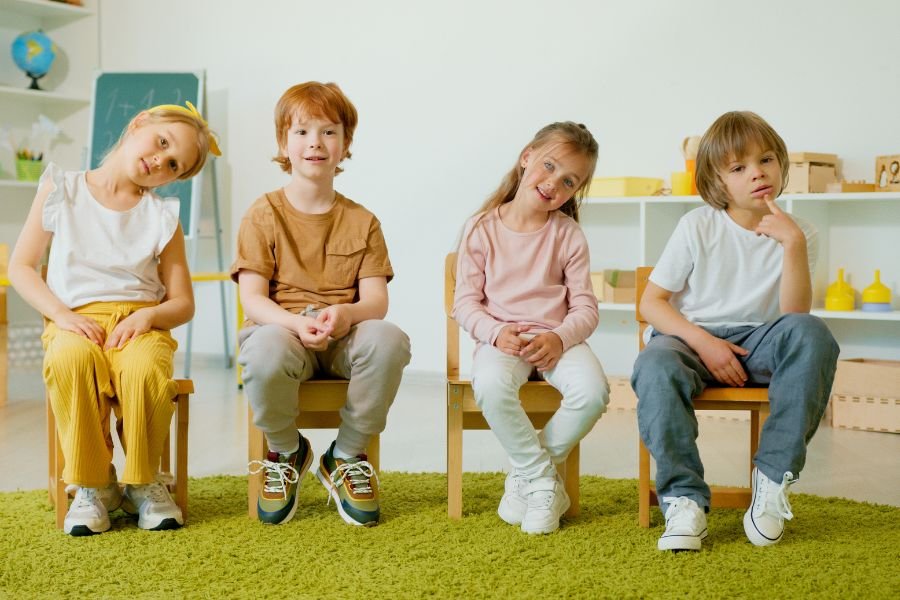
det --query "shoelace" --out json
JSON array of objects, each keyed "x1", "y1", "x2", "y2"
[
  {"x1": 525, "y1": 477, "x2": 558, "y2": 510},
  {"x1": 248, "y1": 460, "x2": 299, "y2": 499},
  {"x1": 327, "y1": 460, "x2": 378, "y2": 504},
  {"x1": 757, "y1": 471, "x2": 795, "y2": 521},
  {"x1": 65, "y1": 485, "x2": 100, "y2": 511},
  {"x1": 143, "y1": 480, "x2": 171, "y2": 504},
  {"x1": 664, "y1": 496, "x2": 699, "y2": 528}
]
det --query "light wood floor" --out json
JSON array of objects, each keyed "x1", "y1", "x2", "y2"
[{"x1": 2, "y1": 361, "x2": 898, "y2": 507}]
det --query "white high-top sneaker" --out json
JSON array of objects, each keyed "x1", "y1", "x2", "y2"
[
  {"x1": 658, "y1": 496, "x2": 708, "y2": 551},
  {"x1": 744, "y1": 467, "x2": 795, "y2": 546}
]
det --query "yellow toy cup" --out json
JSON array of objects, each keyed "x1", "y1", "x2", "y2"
[
  {"x1": 825, "y1": 268, "x2": 855, "y2": 311},
  {"x1": 861, "y1": 270, "x2": 892, "y2": 312},
  {"x1": 671, "y1": 171, "x2": 693, "y2": 196}
]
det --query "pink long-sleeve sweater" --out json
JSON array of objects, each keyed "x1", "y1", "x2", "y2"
[{"x1": 452, "y1": 208, "x2": 599, "y2": 351}]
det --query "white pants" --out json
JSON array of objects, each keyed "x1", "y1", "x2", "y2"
[{"x1": 471, "y1": 342, "x2": 609, "y2": 478}]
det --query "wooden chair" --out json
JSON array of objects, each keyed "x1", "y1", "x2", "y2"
[
  {"x1": 48, "y1": 380, "x2": 193, "y2": 529},
  {"x1": 0, "y1": 243, "x2": 8, "y2": 406},
  {"x1": 635, "y1": 266, "x2": 769, "y2": 527},
  {"x1": 245, "y1": 353, "x2": 380, "y2": 518},
  {"x1": 444, "y1": 252, "x2": 580, "y2": 519}
]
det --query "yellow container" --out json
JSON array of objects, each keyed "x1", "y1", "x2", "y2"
[
  {"x1": 825, "y1": 268, "x2": 855, "y2": 311},
  {"x1": 15, "y1": 159, "x2": 43, "y2": 182},
  {"x1": 587, "y1": 177, "x2": 663, "y2": 197},
  {"x1": 671, "y1": 171, "x2": 694, "y2": 196}
]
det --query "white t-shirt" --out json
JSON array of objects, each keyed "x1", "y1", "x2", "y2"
[
  {"x1": 650, "y1": 205, "x2": 817, "y2": 332},
  {"x1": 40, "y1": 162, "x2": 180, "y2": 309}
]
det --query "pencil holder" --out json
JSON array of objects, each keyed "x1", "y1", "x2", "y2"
[{"x1": 15, "y1": 159, "x2": 43, "y2": 182}]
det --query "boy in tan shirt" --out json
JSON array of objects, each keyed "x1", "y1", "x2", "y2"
[{"x1": 231, "y1": 82, "x2": 410, "y2": 526}]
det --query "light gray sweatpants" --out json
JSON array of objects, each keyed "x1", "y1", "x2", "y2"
[{"x1": 239, "y1": 319, "x2": 411, "y2": 453}]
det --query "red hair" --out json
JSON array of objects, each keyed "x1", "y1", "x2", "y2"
[{"x1": 272, "y1": 81, "x2": 359, "y2": 175}]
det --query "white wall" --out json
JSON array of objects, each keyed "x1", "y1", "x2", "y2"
[{"x1": 98, "y1": 0, "x2": 900, "y2": 374}]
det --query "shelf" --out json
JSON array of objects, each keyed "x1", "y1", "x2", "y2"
[
  {"x1": 0, "y1": 85, "x2": 89, "y2": 107},
  {"x1": 0, "y1": 179, "x2": 39, "y2": 189},
  {"x1": 583, "y1": 192, "x2": 900, "y2": 206},
  {"x1": 811, "y1": 309, "x2": 900, "y2": 321},
  {"x1": 0, "y1": 0, "x2": 93, "y2": 24}
]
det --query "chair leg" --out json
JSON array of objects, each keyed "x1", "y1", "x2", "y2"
[
  {"x1": 447, "y1": 384, "x2": 463, "y2": 519},
  {"x1": 639, "y1": 437, "x2": 651, "y2": 528},
  {"x1": 173, "y1": 394, "x2": 189, "y2": 517},
  {"x1": 247, "y1": 406, "x2": 265, "y2": 519},
  {"x1": 367, "y1": 434, "x2": 380, "y2": 473},
  {"x1": 563, "y1": 444, "x2": 580, "y2": 517}
]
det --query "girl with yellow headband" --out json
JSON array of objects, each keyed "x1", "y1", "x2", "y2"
[{"x1": 8, "y1": 102, "x2": 219, "y2": 536}]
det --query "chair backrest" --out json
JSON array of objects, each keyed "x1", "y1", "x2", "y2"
[
  {"x1": 445, "y1": 252, "x2": 460, "y2": 379},
  {"x1": 635, "y1": 266, "x2": 653, "y2": 350}
]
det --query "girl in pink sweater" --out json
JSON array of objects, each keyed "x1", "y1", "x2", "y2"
[{"x1": 453, "y1": 122, "x2": 609, "y2": 534}]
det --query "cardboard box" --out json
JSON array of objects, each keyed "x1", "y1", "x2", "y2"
[
  {"x1": 875, "y1": 155, "x2": 900, "y2": 192},
  {"x1": 830, "y1": 358, "x2": 900, "y2": 433},
  {"x1": 587, "y1": 177, "x2": 663, "y2": 197},
  {"x1": 592, "y1": 270, "x2": 636, "y2": 303},
  {"x1": 784, "y1": 152, "x2": 838, "y2": 193}
]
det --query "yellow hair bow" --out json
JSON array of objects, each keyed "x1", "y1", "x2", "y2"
[{"x1": 148, "y1": 100, "x2": 222, "y2": 157}]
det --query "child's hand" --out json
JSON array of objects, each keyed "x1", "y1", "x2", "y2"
[
  {"x1": 105, "y1": 309, "x2": 154, "y2": 349},
  {"x1": 755, "y1": 196, "x2": 804, "y2": 247},
  {"x1": 695, "y1": 335, "x2": 749, "y2": 387},
  {"x1": 520, "y1": 332, "x2": 563, "y2": 372},
  {"x1": 54, "y1": 311, "x2": 106, "y2": 346},
  {"x1": 316, "y1": 305, "x2": 352, "y2": 340},
  {"x1": 295, "y1": 315, "x2": 332, "y2": 351},
  {"x1": 494, "y1": 324, "x2": 531, "y2": 356}
]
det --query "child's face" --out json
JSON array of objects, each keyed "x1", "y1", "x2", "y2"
[
  {"x1": 122, "y1": 119, "x2": 200, "y2": 189},
  {"x1": 517, "y1": 144, "x2": 591, "y2": 213},
  {"x1": 718, "y1": 144, "x2": 782, "y2": 213},
  {"x1": 281, "y1": 114, "x2": 346, "y2": 181}
]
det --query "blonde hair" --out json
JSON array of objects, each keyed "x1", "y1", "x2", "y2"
[
  {"x1": 103, "y1": 108, "x2": 215, "y2": 181},
  {"x1": 272, "y1": 81, "x2": 359, "y2": 175},
  {"x1": 473, "y1": 121, "x2": 598, "y2": 223},
  {"x1": 696, "y1": 111, "x2": 789, "y2": 210}
]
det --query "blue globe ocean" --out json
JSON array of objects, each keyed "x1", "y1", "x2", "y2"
[{"x1": 11, "y1": 30, "x2": 57, "y2": 90}]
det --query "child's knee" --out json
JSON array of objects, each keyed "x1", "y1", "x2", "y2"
[
  {"x1": 779, "y1": 313, "x2": 840, "y2": 359},
  {"x1": 44, "y1": 334, "x2": 101, "y2": 379},
  {"x1": 351, "y1": 320, "x2": 411, "y2": 367}
]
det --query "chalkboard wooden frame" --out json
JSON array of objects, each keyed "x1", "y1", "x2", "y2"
[{"x1": 87, "y1": 70, "x2": 206, "y2": 238}]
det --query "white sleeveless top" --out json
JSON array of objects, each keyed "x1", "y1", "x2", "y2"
[{"x1": 40, "y1": 162, "x2": 180, "y2": 309}]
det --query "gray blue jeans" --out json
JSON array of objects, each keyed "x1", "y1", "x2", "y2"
[{"x1": 631, "y1": 313, "x2": 839, "y2": 511}]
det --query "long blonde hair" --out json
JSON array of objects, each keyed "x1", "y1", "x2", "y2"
[{"x1": 473, "y1": 121, "x2": 598, "y2": 223}]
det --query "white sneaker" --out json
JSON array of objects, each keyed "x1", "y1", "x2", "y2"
[
  {"x1": 123, "y1": 478, "x2": 184, "y2": 531},
  {"x1": 521, "y1": 475, "x2": 570, "y2": 535},
  {"x1": 63, "y1": 486, "x2": 110, "y2": 536},
  {"x1": 744, "y1": 467, "x2": 795, "y2": 547},
  {"x1": 497, "y1": 470, "x2": 529, "y2": 525},
  {"x1": 658, "y1": 496, "x2": 708, "y2": 551}
]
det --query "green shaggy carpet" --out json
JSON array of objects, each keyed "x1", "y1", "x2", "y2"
[{"x1": 1, "y1": 473, "x2": 897, "y2": 599}]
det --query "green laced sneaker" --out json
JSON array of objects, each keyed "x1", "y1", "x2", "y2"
[
  {"x1": 248, "y1": 432, "x2": 312, "y2": 525},
  {"x1": 316, "y1": 441, "x2": 380, "y2": 526}
]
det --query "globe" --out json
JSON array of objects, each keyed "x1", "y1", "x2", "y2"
[{"x1": 11, "y1": 30, "x2": 57, "y2": 90}]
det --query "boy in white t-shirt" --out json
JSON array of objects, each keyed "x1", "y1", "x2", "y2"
[{"x1": 631, "y1": 111, "x2": 839, "y2": 551}]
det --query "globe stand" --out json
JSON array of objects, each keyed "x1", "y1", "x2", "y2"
[{"x1": 26, "y1": 71, "x2": 46, "y2": 91}]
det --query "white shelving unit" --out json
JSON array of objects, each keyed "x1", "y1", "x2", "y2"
[{"x1": 581, "y1": 192, "x2": 900, "y2": 375}]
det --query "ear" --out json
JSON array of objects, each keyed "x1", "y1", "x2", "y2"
[
  {"x1": 520, "y1": 147, "x2": 533, "y2": 169},
  {"x1": 128, "y1": 111, "x2": 150, "y2": 132}
]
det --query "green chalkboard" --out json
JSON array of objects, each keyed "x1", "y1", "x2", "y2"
[{"x1": 88, "y1": 71, "x2": 205, "y2": 236}]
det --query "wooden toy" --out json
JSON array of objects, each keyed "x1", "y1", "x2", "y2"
[
  {"x1": 875, "y1": 155, "x2": 900, "y2": 192},
  {"x1": 784, "y1": 152, "x2": 838, "y2": 193},
  {"x1": 825, "y1": 180, "x2": 876, "y2": 193}
]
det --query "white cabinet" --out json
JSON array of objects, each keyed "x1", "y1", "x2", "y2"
[
  {"x1": 0, "y1": 0, "x2": 96, "y2": 191},
  {"x1": 580, "y1": 193, "x2": 900, "y2": 375}
]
